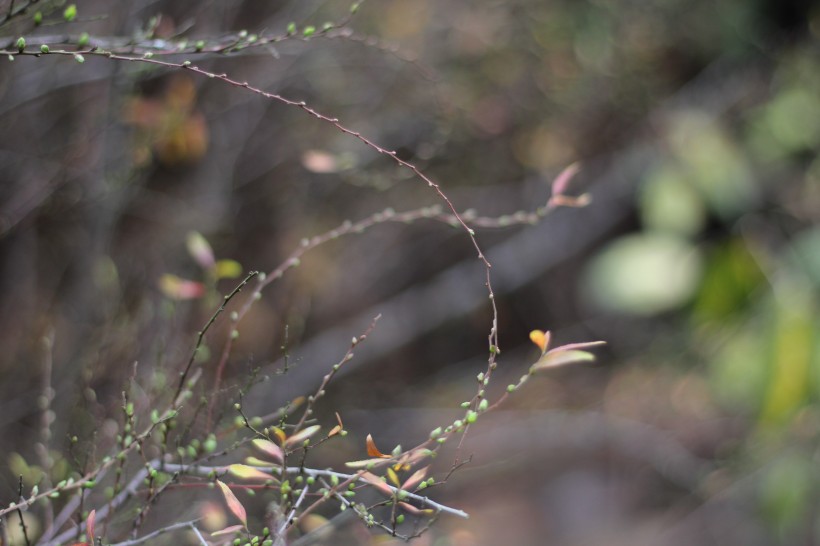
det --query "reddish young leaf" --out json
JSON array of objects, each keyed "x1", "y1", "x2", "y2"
[
  {"x1": 366, "y1": 434, "x2": 390, "y2": 458},
  {"x1": 216, "y1": 480, "x2": 247, "y2": 528},
  {"x1": 398, "y1": 502, "x2": 435, "y2": 516},
  {"x1": 401, "y1": 466, "x2": 429, "y2": 491},
  {"x1": 86, "y1": 509, "x2": 96, "y2": 544},
  {"x1": 360, "y1": 471, "x2": 394, "y2": 496},
  {"x1": 550, "y1": 162, "x2": 580, "y2": 198}
]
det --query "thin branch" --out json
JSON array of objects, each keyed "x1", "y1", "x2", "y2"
[{"x1": 107, "y1": 518, "x2": 201, "y2": 546}]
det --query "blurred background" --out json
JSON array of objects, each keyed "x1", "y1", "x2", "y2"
[{"x1": 1, "y1": 0, "x2": 820, "y2": 544}]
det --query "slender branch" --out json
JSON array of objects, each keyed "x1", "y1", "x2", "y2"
[
  {"x1": 107, "y1": 518, "x2": 201, "y2": 546},
  {"x1": 175, "y1": 270, "x2": 259, "y2": 408}
]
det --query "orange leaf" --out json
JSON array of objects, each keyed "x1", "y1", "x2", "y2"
[
  {"x1": 366, "y1": 434, "x2": 389, "y2": 458},
  {"x1": 216, "y1": 480, "x2": 247, "y2": 528},
  {"x1": 328, "y1": 425, "x2": 342, "y2": 437},
  {"x1": 529, "y1": 330, "x2": 550, "y2": 353},
  {"x1": 269, "y1": 426, "x2": 287, "y2": 445}
]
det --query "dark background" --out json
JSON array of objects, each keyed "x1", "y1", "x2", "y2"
[{"x1": 1, "y1": 0, "x2": 819, "y2": 544}]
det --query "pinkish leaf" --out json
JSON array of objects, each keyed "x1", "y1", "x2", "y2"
[
  {"x1": 551, "y1": 162, "x2": 581, "y2": 198},
  {"x1": 216, "y1": 480, "x2": 247, "y2": 528},
  {"x1": 284, "y1": 425, "x2": 321, "y2": 449},
  {"x1": 251, "y1": 439, "x2": 283, "y2": 464},
  {"x1": 531, "y1": 349, "x2": 596, "y2": 373},
  {"x1": 401, "y1": 467, "x2": 429, "y2": 491},
  {"x1": 86, "y1": 509, "x2": 96, "y2": 544},
  {"x1": 360, "y1": 471, "x2": 394, "y2": 496},
  {"x1": 158, "y1": 274, "x2": 206, "y2": 300}
]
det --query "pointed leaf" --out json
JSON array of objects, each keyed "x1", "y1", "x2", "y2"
[
  {"x1": 360, "y1": 471, "x2": 394, "y2": 496},
  {"x1": 284, "y1": 425, "x2": 321, "y2": 449},
  {"x1": 366, "y1": 434, "x2": 389, "y2": 458},
  {"x1": 328, "y1": 425, "x2": 342, "y2": 437},
  {"x1": 216, "y1": 480, "x2": 247, "y2": 527},
  {"x1": 401, "y1": 467, "x2": 429, "y2": 491},
  {"x1": 187, "y1": 231, "x2": 215, "y2": 269},
  {"x1": 228, "y1": 464, "x2": 276, "y2": 481},
  {"x1": 215, "y1": 259, "x2": 243, "y2": 279},
  {"x1": 251, "y1": 439, "x2": 283, "y2": 464},
  {"x1": 551, "y1": 163, "x2": 581, "y2": 198},
  {"x1": 398, "y1": 502, "x2": 435, "y2": 516},
  {"x1": 86, "y1": 509, "x2": 96, "y2": 543},
  {"x1": 386, "y1": 467, "x2": 400, "y2": 487},
  {"x1": 345, "y1": 457, "x2": 390, "y2": 469},
  {"x1": 549, "y1": 340, "x2": 606, "y2": 352},
  {"x1": 211, "y1": 524, "x2": 246, "y2": 537},
  {"x1": 531, "y1": 349, "x2": 596, "y2": 373}
]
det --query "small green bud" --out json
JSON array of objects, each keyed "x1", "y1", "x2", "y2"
[
  {"x1": 33, "y1": 11, "x2": 42, "y2": 25},
  {"x1": 195, "y1": 40, "x2": 205, "y2": 52},
  {"x1": 429, "y1": 427, "x2": 442, "y2": 439},
  {"x1": 287, "y1": 22, "x2": 296, "y2": 35},
  {"x1": 466, "y1": 411, "x2": 477, "y2": 424},
  {"x1": 302, "y1": 26, "x2": 316, "y2": 37},
  {"x1": 507, "y1": 384, "x2": 516, "y2": 392},
  {"x1": 478, "y1": 399, "x2": 489, "y2": 412},
  {"x1": 16, "y1": 37, "x2": 25, "y2": 52},
  {"x1": 74, "y1": 54, "x2": 84, "y2": 63},
  {"x1": 78, "y1": 32, "x2": 90, "y2": 47},
  {"x1": 63, "y1": 4, "x2": 77, "y2": 22}
]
